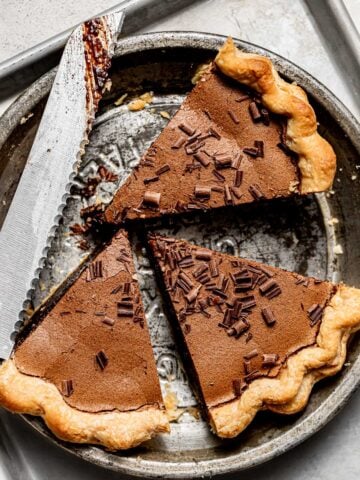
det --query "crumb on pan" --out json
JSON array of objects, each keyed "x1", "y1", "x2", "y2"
[
  {"x1": 128, "y1": 92, "x2": 154, "y2": 111},
  {"x1": 20, "y1": 112, "x2": 34, "y2": 124},
  {"x1": 289, "y1": 180, "x2": 299, "y2": 193},
  {"x1": 191, "y1": 62, "x2": 212, "y2": 84},
  {"x1": 159, "y1": 110, "x2": 171, "y2": 119},
  {"x1": 163, "y1": 384, "x2": 200, "y2": 422},
  {"x1": 333, "y1": 244, "x2": 343, "y2": 255},
  {"x1": 114, "y1": 93, "x2": 128, "y2": 106},
  {"x1": 328, "y1": 217, "x2": 339, "y2": 226}
]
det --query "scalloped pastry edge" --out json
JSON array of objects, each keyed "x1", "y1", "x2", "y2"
[
  {"x1": 0, "y1": 360, "x2": 169, "y2": 450},
  {"x1": 215, "y1": 37, "x2": 336, "y2": 194},
  {"x1": 208, "y1": 284, "x2": 360, "y2": 437}
]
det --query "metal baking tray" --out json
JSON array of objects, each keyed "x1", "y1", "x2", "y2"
[
  {"x1": 0, "y1": 32, "x2": 360, "y2": 478},
  {"x1": 0, "y1": 0, "x2": 200, "y2": 80}
]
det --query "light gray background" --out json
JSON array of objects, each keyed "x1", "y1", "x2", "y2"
[{"x1": 0, "y1": 1, "x2": 360, "y2": 479}]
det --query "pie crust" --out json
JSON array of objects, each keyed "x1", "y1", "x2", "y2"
[
  {"x1": 0, "y1": 359, "x2": 169, "y2": 450},
  {"x1": 209, "y1": 285, "x2": 360, "y2": 437},
  {"x1": 215, "y1": 37, "x2": 336, "y2": 194}
]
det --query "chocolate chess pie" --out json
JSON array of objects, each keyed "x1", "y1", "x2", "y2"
[
  {"x1": 0, "y1": 231, "x2": 169, "y2": 450},
  {"x1": 148, "y1": 234, "x2": 360, "y2": 438},
  {"x1": 102, "y1": 38, "x2": 336, "y2": 225}
]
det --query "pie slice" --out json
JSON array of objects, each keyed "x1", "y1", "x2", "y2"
[
  {"x1": 148, "y1": 234, "x2": 360, "y2": 438},
  {"x1": 101, "y1": 38, "x2": 336, "y2": 225},
  {"x1": 0, "y1": 230, "x2": 169, "y2": 450}
]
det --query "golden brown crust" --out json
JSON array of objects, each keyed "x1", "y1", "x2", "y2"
[
  {"x1": 215, "y1": 38, "x2": 336, "y2": 194},
  {"x1": 208, "y1": 285, "x2": 360, "y2": 437},
  {"x1": 0, "y1": 359, "x2": 169, "y2": 450}
]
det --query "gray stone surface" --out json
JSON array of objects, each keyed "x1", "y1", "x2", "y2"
[{"x1": 0, "y1": 1, "x2": 359, "y2": 479}]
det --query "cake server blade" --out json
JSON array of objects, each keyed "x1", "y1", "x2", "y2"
[{"x1": 0, "y1": 11, "x2": 124, "y2": 360}]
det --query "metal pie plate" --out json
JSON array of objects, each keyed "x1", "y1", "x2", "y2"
[{"x1": 0, "y1": 32, "x2": 360, "y2": 478}]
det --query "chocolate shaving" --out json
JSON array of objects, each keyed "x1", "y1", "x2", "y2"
[
  {"x1": 232, "y1": 379, "x2": 242, "y2": 397},
  {"x1": 230, "y1": 186, "x2": 242, "y2": 200},
  {"x1": 254, "y1": 140, "x2": 264, "y2": 158},
  {"x1": 231, "y1": 153, "x2": 243, "y2": 169},
  {"x1": 261, "y1": 108, "x2": 270, "y2": 125},
  {"x1": 228, "y1": 110, "x2": 240, "y2": 124},
  {"x1": 172, "y1": 136, "x2": 186, "y2": 149},
  {"x1": 61, "y1": 380, "x2": 74, "y2": 397},
  {"x1": 244, "y1": 349, "x2": 258, "y2": 360},
  {"x1": 234, "y1": 170, "x2": 243, "y2": 188},
  {"x1": 143, "y1": 175, "x2": 159, "y2": 185},
  {"x1": 87, "y1": 260, "x2": 103, "y2": 281},
  {"x1": 209, "y1": 127, "x2": 221, "y2": 140},
  {"x1": 143, "y1": 190, "x2": 161, "y2": 208},
  {"x1": 307, "y1": 304, "x2": 324, "y2": 326},
  {"x1": 243, "y1": 360, "x2": 253, "y2": 375},
  {"x1": 95, "y1": 350, "x2": 108, "y2": 370},
  {"x1": 212, "y1": 169, "x2": 225, "y2": 182},
  {"x1": 224, "y1": 184, "x2": 233, "y2": 205},
  {"x1": 227, "y1": 318, "x2": 250, "y2": 337},
  {"x1": 194, "y1": 151, "x2": 211, "y2": 167},
  {"x1": 243, "y1": 147, "x2": 259, "y2": 157},
  {"x1": 259, "y1": 279, "x2": 281, "y2": 299},
  {"x1": 195, "y1": 249, "x2": 212, "y2": 261},
  {"x1": 215, "y1": 153, "x2": 232, "y2": 169},
  {"x1": 249, "y1": 101, "x2": 262, "y2": 122},
  {"x1": 248, "y1": 184, "x2": 264, "y2": 200},
  {"x1": 239, "y1": 295, "x2": 256, "y2": 310},
  {"x1": 178, "y1": 255, "x2": 195, "y2": 268},
  {"x1": 245, "y1": 332, "x2": 253, "y2": 343},
  {"x1": 260, "y1": 266, "x2": 274, "y2": 278},
  {"x1": 193, "y1": 263, "x2": 208, "y2": 278},
  {"x1": 178, "y1": 122, "x2": 195, "y2": 136},
  {"x1": 209, "y1": 259, "x2": 219, "y2": 277},
  {"x1": 102, "y1": 317, "x2": 115, "y2": 326},
  {"x1": 262, "y1": 353, "x2": 279, "y2": 368},
  {"x1": 155, "y1": 164, "x2": 170, "y2": 176},
  {"x1": 177, "y1": 271, "x2": 194, "y2": 292},
  {"x1": 184, "y1": 324, "x2": 191, "y2": 335},
  {"x1": 261, "y1": 307, "x2": 277, "y2": 326},
  {"x1": 194, "y1": 185, "x2": 211, "y2": 199},
  {"x1": 236, "y1": 94, "x2": 250, "y2": 102},
  {"x1": 123, "y1": 282, "x2": 131, "y2": 295},
  {"x1": 117, "y1": 300, "x2": 134, "y2": 317}
]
